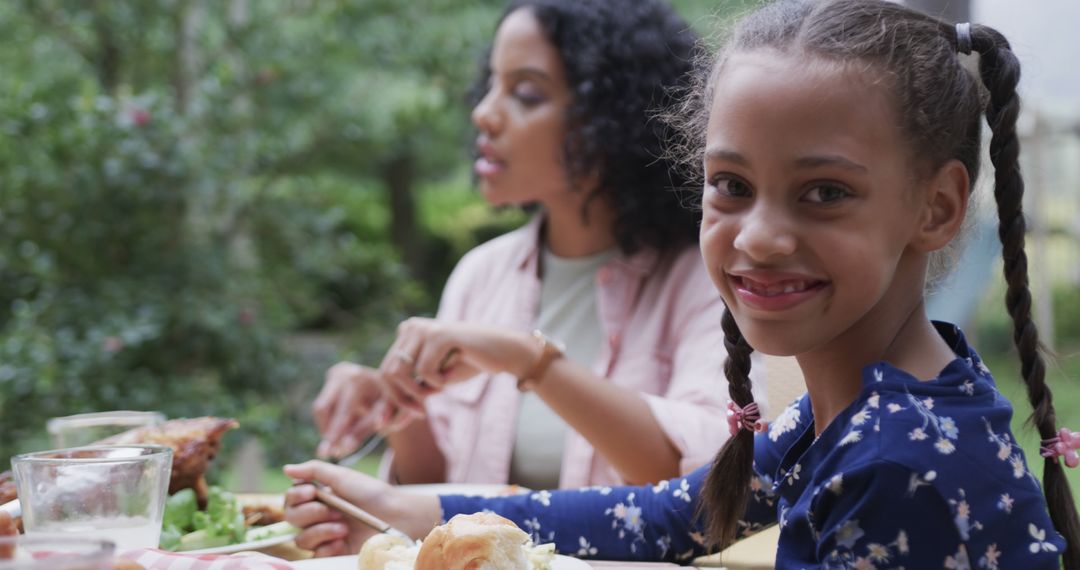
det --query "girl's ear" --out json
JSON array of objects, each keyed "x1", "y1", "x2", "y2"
[{"x1": 912, "y1": 159, "x2": 970, "y2": 252}]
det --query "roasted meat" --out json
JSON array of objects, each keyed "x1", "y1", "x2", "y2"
[
  {"x1": 242, "y1": 502, "x2": 285, "y2": 526},
  {"x1": 99, "y1": 416, "x2": 239, "y2": 497},
  {"x1": 0, "y1": 471, "x2": 14, "y2": 507},
  {"x1": 0, "y1": 417, "x2": 237, "y2": 510},
  {"x1": 0, "y1": 511, "x2": 15, "y2": 559}
]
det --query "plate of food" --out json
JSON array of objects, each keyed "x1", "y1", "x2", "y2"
[
  {"x1": 101, "y1": 416, "x2": 299, "y2": 554},
  {"x1": 0, "y1": 416, "x2": 297, "y2": 555},
  {"x1": 160, "y1": 488, "x2": 296, "y2": 554},
  {"x1": 295, "y1": 512, "x2": 591, "y2": 569}
]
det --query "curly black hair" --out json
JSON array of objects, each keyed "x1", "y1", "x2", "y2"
[{"x1": 471, "y1": 0, "x2": 702, "y2": 255}]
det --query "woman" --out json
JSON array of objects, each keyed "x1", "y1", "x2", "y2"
[{"x1": 313, "y1": 0, "x2": 746, "y2": 495}]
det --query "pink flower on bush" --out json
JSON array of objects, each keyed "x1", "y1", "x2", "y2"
[
  {"x1": 130, "y1": 108, "x2": 151, "y2": 127},
  {"x1": 238, "y1": 307, "x2": 257, "y2": 326},
  {"x1": 103, "y1": 336, "x2": 124, "y2": 353}
]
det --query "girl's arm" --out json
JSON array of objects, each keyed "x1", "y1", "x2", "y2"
[{"x1": 440, "y1": 468, "x2": 711, "y2": 563}]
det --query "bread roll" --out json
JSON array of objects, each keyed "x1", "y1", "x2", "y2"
[
  {"x1": 415, "y1": 513, "x2": 530, "y2": 570},
  {"x1": 357, "y1": 533, "x2": 417, "y2": 570}
]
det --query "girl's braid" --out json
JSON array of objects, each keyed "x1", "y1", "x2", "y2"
[
  {"x1": 973, "y1": 24, "x2": 1080, "y2": 568},
  {"x1": 699, "y1": 308, "x2": 756, "y2": 548}
]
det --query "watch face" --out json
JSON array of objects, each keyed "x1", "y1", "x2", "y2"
[{"x1": 533, "y1": 330, "x2": 565, "y2": 354}]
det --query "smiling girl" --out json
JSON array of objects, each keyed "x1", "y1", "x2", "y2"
[{"x1": 286, "y1": 0, "x2": 1079, "y2": 566}]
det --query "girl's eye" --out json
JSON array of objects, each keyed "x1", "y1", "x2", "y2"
[
  {"x1": 709, "y1": 176, "x2": 753, "y2": 198},
  {"x1": 804, "y1": 184, "x2": 851, "y2": 203}
]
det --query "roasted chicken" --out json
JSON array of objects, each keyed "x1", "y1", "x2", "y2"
[
  {"x1": 0, "y1": 511, "x2": 15, "y2": 559},
  {"x1": 0, "y1": 472, "x2": 14, "y2": 508},
  {"x1": 98, "y1": 416, "x2": 238, "y2": 498},
  {"x1": 0, "y1": 416, "x2": 238, "y2": 510}
]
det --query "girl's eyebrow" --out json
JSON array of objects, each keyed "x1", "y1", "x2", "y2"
[
  {"x1": 704, "y1": 148, "x2": 868, "y2": 174},
  {"x1": 793, "y1": 154, "x2": 868, "y2": 174},
  {"x1": 704, "y1": 148, "x2": 749, "y2": 166}
]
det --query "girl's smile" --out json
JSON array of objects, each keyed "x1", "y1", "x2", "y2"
[{"x1": 728, "y1": 270, "x2": 829, "y2": 313}]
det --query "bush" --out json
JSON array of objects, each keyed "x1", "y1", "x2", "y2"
[
  {"x1": 1054, "y1": 284, "x2": 1080, "y2": 347},
  {"x1": 0, "y1": 89, "x2": 422, "y2": 466}
]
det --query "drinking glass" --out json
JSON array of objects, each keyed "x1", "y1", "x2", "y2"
[
  {"x1": 47, "y1": 411, "x2": 166, "y2": 448},
  {"x1": 0, "y1": 536, "x2": 114, "y2": 570},
  {"x1": 12, "y1": 445, "x2": 173, "y2": 551}
]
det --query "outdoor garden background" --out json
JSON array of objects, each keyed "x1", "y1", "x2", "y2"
[{"x1": 1, "y1": 0, "x2": 1077, "y2": 497}]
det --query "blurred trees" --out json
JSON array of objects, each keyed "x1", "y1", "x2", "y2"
[{"x1": 0, "y1": 0, "x2": 510, "y2": 463}]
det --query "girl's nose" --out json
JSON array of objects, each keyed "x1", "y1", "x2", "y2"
[
  {"x1": 732, "y1": 207, "x2": 797, "y2": 261},
  {"x1": 471, "y1": 89, "x2": 503, "y2": 136}
]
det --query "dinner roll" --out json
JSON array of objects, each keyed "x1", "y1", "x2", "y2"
[
  {"x1": 357, "y1": 533, "x2": 417, "y2": 570},
  {"x1": 415, "y1": 513, "x2": 530, "y2": 570}
]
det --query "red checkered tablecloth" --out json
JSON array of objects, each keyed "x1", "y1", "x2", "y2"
[{"x1": 120, "y1": 548, "x2": 295, "y2": 569}]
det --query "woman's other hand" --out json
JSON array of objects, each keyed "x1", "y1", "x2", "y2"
[
  {"x1": 283, "y1": 461, "x2": 440, "y2": 557},
  {"x1": 378, "y1": 318, "x2": 539, "y2": 413},
  {"x1": 312, "y1": 362, "x2": 387, "y2": 459}
]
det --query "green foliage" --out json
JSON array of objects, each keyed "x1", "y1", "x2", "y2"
[
  {"x1": 1054, "y1": 285, "x2": 1080, "y2": 346},
  {"x1": 0, "y1": 0, "x2": 503, "y2": 466},
  {"x1": 0, "y1": 87, "x2": 309, "y2": 462}
]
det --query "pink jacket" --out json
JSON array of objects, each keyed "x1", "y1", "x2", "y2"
[{"x1": 415, "y1": 216, "x2": 739, "y2": 488}]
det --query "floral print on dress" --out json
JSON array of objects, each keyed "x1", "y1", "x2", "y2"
[
  {"x1": 769, "y1": 400, "x2": 802, "y2": 442},
  {"x1": 983, "y1": 418, "x2": 1039, "y2": 485},
  {"x1": 906, "y1": 389, "x2": 960, "y2": 455},
  {"x1": 605, "y1": 492, "x2": 646, "y2": 553},
  {"x1": 521, "y1": 516, "x2": 555, "y2": 545},
  {"x1": 1028, "y1": 524, "x2": 1059, "y2": 554},
  {"x1": 980, "y1": 543, "x2": 1003, "y2": 569},
  {"x1": 826, "y1": 526, "x2": 912, "y2": 569},
  {"x1": 576, "y1": 537, "x2": 597, "y2": 557},
  {"x1": 531, "y1": 490, "x2": 553, "y2": 507}
]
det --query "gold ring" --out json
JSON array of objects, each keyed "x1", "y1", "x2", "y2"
[{"x1": 393, "y1": 350, "x2": 415, "y2": 365}]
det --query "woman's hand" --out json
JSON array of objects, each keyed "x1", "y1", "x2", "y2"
[
  {"x1": 378, "y1": 318, "x2": 539, "y2": 413},
  {"x1": 312, "y1": 362, "x2": 388, "y2": 459},
  {"x1": 283, "y1": 461, "x2": 440, "y2": 557}
]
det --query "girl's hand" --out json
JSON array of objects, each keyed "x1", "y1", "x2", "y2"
[
  {"x1": 377, "y1": 318, "x2": 539, "y2": 413},
  {"x1": 312, "y1": 362, "x2": 389, "y2": 459},
  {"x1": 283, "y1": 461, "x2": 440, "y2": 557}
]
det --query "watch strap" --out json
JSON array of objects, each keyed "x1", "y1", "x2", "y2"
[{"x1": 516, "y1": 330, "x2": 564, "y2": 392}]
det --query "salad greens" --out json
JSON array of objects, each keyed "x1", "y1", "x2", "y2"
[{"x1": 160, "y1": 486, "x2": 294, "y2": 551}]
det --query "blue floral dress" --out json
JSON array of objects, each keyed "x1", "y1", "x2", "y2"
[{"x1": 439, "y1": 323, "x2": 1066, "y2": 568}]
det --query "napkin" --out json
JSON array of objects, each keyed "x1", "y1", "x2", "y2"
[{"x1": 120, "y1": 548, "x2": 296, "y2": 569}]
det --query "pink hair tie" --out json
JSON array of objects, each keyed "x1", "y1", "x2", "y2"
[
  {"x1": 727, "y1": 401, "x2": 767, "y2": 436},
  {"x1": 1039, "y1": 427, "x2": 1080, "y2": 468}
]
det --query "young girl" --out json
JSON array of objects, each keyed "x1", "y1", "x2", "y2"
[{"x1": 285, "y1": 0, "x2": 1080, "y2": 565}]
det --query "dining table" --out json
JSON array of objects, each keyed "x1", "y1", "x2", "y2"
[
  {"x1": 589, "y1": 563, "x2": 712, "y2": 569},
  {"x1": 259, "y1": 538, "x2": 773, "y2": 569}
]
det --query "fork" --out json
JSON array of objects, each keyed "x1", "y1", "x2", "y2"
[{"x1": 328, "y1": 431, "x2": 387, "y2": 468}]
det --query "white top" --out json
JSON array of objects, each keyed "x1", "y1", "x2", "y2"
[{"x1": 508, "y1": 247, "x2": 617, "y2": 489}]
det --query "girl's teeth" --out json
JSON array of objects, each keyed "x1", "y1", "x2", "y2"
[{"x1": 745, "y1": 279, "x2": 811, "y2": 296}]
